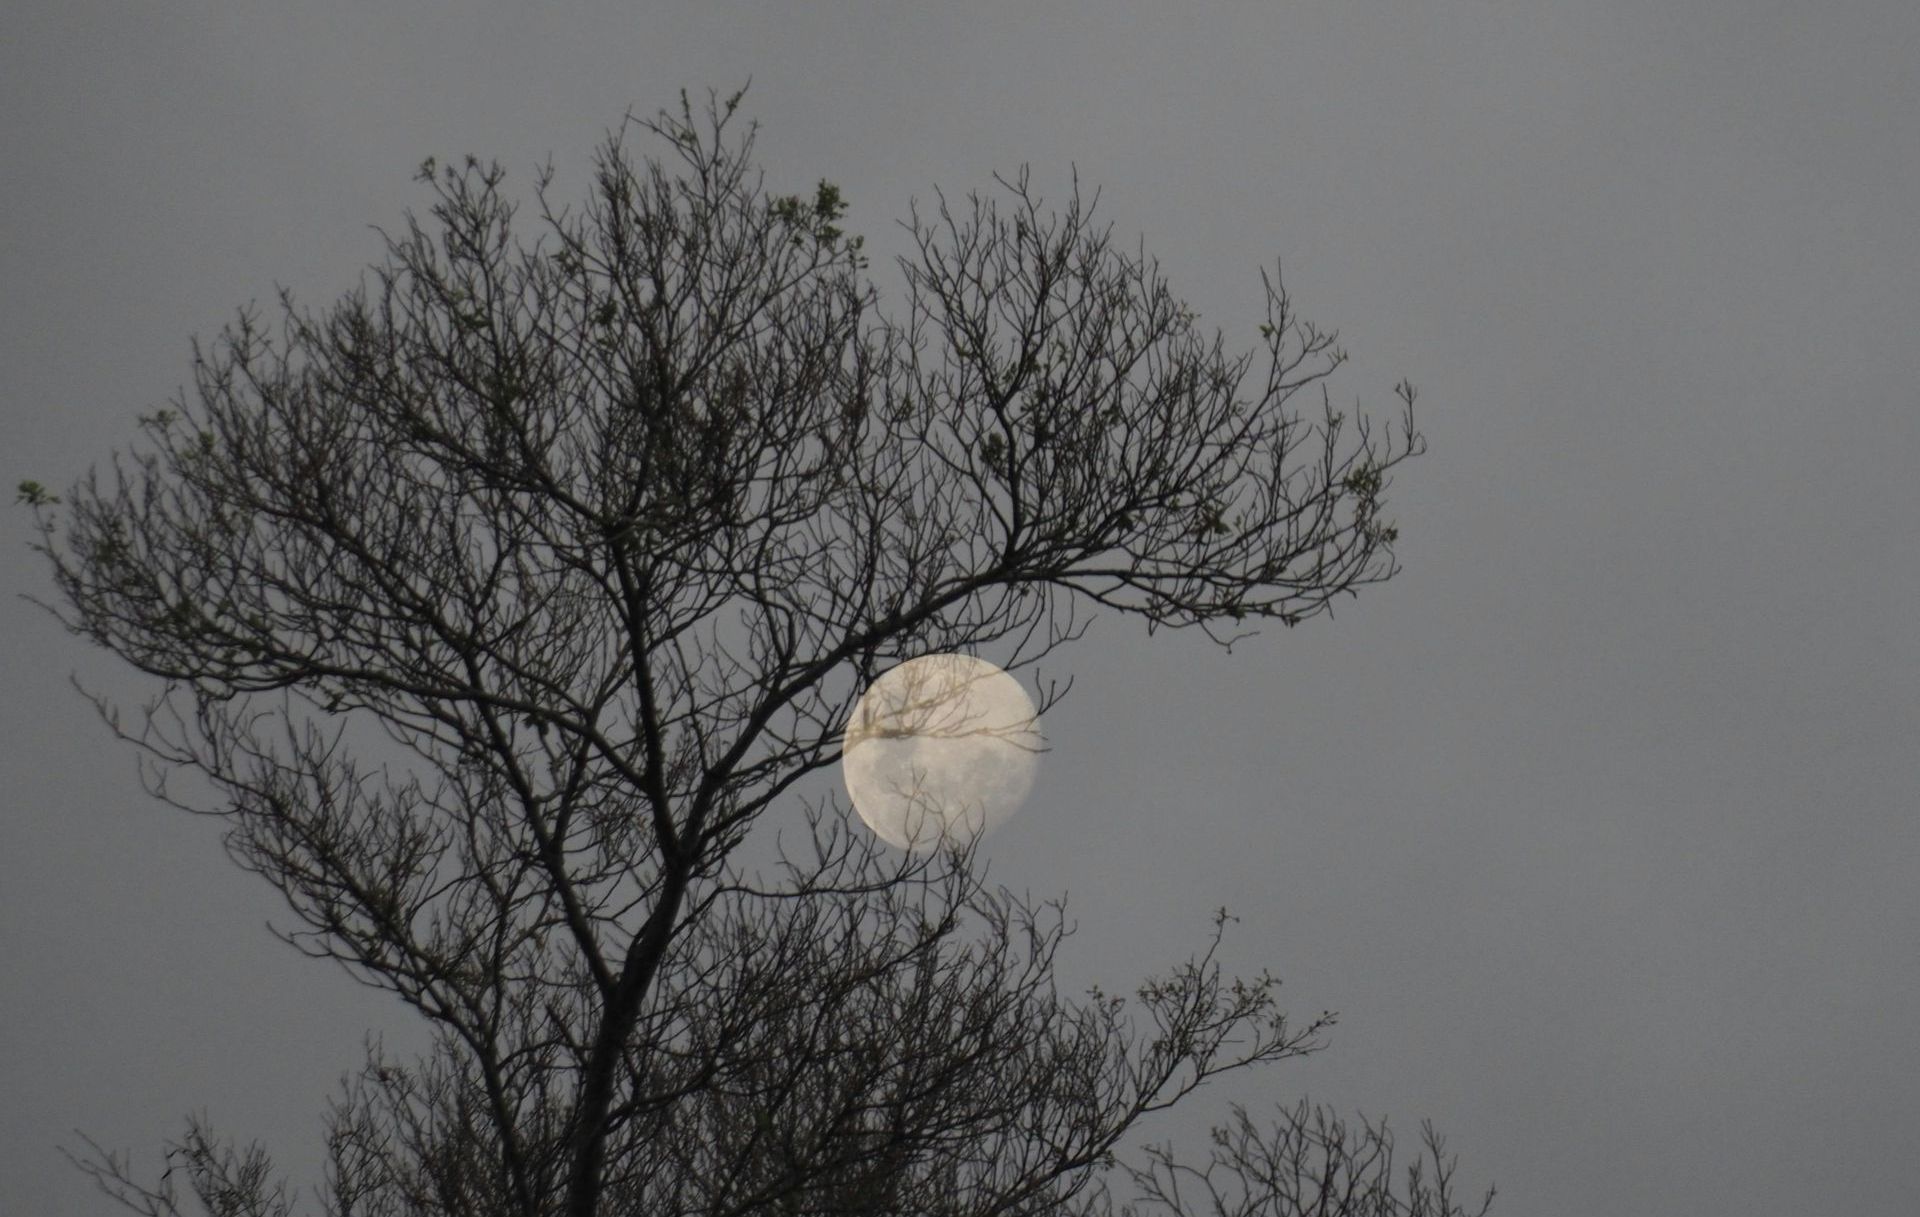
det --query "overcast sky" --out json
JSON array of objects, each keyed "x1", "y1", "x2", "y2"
[{"x1": 5, "y1": 3, "x2": 1918, "y2": 1214}]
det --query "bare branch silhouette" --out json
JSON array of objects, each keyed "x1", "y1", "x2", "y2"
[{"x1": 22, "y1": 86, "x2": 1475, "y2": 1217}]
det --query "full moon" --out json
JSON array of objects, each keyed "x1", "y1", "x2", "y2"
[{"x1": 840, "y1": 654, "x2": 1044, "y2": 853}]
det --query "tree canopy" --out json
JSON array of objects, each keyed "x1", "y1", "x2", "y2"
[{"x1": 24, "y1": 90, "x2": 1484, "y2": 1217}]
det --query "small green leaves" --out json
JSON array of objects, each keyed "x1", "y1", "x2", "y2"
[
  {"x1": 16, "y1": 479, "x2": 60, "y2": 507},
  {"x1": 811, "y1": 179, "x2": 845, "y2": 225},
  {"x1": 1193, "y1": 499, "x2": 1232, "y2": 539},
  {"x1": 770, "y1": 179, "x2": 849, "y2": 246}
]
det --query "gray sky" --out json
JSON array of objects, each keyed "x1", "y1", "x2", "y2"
[{"x1": 5, "y1": 2, "x2": 1917, "y2": 1213}]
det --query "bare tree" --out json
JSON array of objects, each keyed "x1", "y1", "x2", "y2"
[
  {"x1": 23, "y1": 88, "x2": 1475, "y2": 1217},
  {"x1": 1125, "y1": 1102, "x2": 1494, "y2": 1217}
]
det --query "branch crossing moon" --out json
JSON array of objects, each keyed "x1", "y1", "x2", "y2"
[{"x1": 840, "y1": 654, "x2": 1044, "y2": 852}]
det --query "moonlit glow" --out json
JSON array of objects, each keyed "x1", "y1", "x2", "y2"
[{"x1": 840, "y1": 654, "x2": 1044, "y2": 853}]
